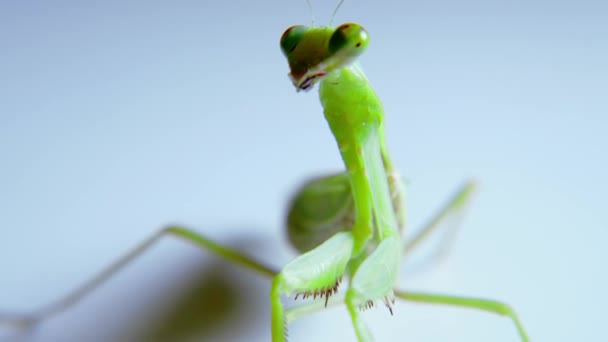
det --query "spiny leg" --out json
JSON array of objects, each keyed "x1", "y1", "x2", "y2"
[
  {"x1": 402, "y1": 180, "x2": 478, "y2": 265},
  {"x1": 277, "y1": 235, "x2": 407, "y2": 342},
  {"x1": 271, "y1": 232, "x2": 354, "y2": 342},
  {"x1": 285, "y1": 292, "x2": 347, "y2": 322},
  {"x1": 345, "y1": 236, "x2": 401, "y2": 342},
  {"x1": 394, "y1": 289, "x2": 529, "y2": 342},
  {"x1": 0, "y1": 225, "x2": 276, "y2": 328}
]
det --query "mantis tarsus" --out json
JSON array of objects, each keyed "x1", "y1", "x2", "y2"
[{"x1": 0, "y1": 8, "x2": 530, "y2": 342}]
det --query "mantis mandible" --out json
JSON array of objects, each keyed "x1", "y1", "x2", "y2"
[{"x1": 0, "y1": 5, "x2": 530, "y2": 342}]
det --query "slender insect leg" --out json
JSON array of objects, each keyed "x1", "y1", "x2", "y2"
[
  {"x1": 394, "y1": 290, "x2": 529, "y2": 342},
  {"x1": 0, "y1": 225, "x2": 277, "y2": 328},
  {"x1": 402, "y1": 180, "x2": 478, "y2": 262},
  {"x1": 270, "y1": 232, "x2": 354, "y2": 342}
]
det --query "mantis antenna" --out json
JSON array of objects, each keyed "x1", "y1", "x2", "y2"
[
  {"x1": 306, "y1": 0, "x2": 316, "y2": 27},
  {"x1": 329, "y1": 0, "x2": 345, "y2": 26}
]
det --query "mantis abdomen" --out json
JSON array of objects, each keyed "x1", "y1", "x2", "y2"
[{"x1": 286, "y1": 170, "x2": 406, "y2": 253}]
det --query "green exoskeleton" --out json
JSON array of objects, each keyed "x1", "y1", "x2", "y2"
[
  {"x1": 272, "y1": 23, "x2": 529, "y2": 341},
  {"x1": 0, "y1": 16, "x2": 530, "y2": 342},
  {"x1": 274, "y1": 22, "x2": 405, "y2": 341}
]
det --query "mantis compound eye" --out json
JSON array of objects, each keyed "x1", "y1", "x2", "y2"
[
  {"x1": 328, "y1": 23, "x2": 369, "y2": 57},
  {"x1": 280, "y1": 25, "x2": 309, "y2": 57}
]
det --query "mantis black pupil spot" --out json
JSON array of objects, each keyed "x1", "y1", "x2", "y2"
[{"x1": 356, "y1": 42, "x2": 361, "y2": 47}]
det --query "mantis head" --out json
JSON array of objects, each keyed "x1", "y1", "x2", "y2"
[{"x1": 280, "y1": 23, "x2": 370, "y2": 91}]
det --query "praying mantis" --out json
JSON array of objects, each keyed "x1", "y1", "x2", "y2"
[{"x1": 0, "y1": 4, "x2": 530, "y2": 342}]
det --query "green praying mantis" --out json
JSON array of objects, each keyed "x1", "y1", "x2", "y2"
[{"x1": 0, "y1": 5, "x2": 530, "y2": 342}]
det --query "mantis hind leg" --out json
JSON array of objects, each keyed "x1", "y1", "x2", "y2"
[
  {"x1": 402, "y1": 180, "x2": 478, "y2": 264},
  {"x1": 0, "y1": 226, "x2": 277, "y2": 328},
  {"x1": 394, "y1": 290, "x2": 530, "y2": 342}
]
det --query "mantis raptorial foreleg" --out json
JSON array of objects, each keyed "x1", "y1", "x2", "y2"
[
  {"x1": 0, "y1": 226, "x2": 276, "y2": 328},
  {"x1": 345, "y1": 236, "x2": 400, "y2": 341},
  {"x1": 270, "y1": 231, "x2": 354, "y2": 341}
]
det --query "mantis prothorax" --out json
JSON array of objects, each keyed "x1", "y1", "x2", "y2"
[{"x1": 0, "y1": 13, "x2": 530, "y2": 342}]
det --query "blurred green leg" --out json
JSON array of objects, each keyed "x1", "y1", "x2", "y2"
[
  {"x1": 0, "y1": 225, "x2": 276, "y2": 328},
  {"x1": 403, "y1": 180, "x2": 477, "y2": 261}
]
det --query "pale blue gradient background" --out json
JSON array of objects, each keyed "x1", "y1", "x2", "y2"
[{"x1": 1, "y1": 1, "x2": 606, "y2": 341}]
